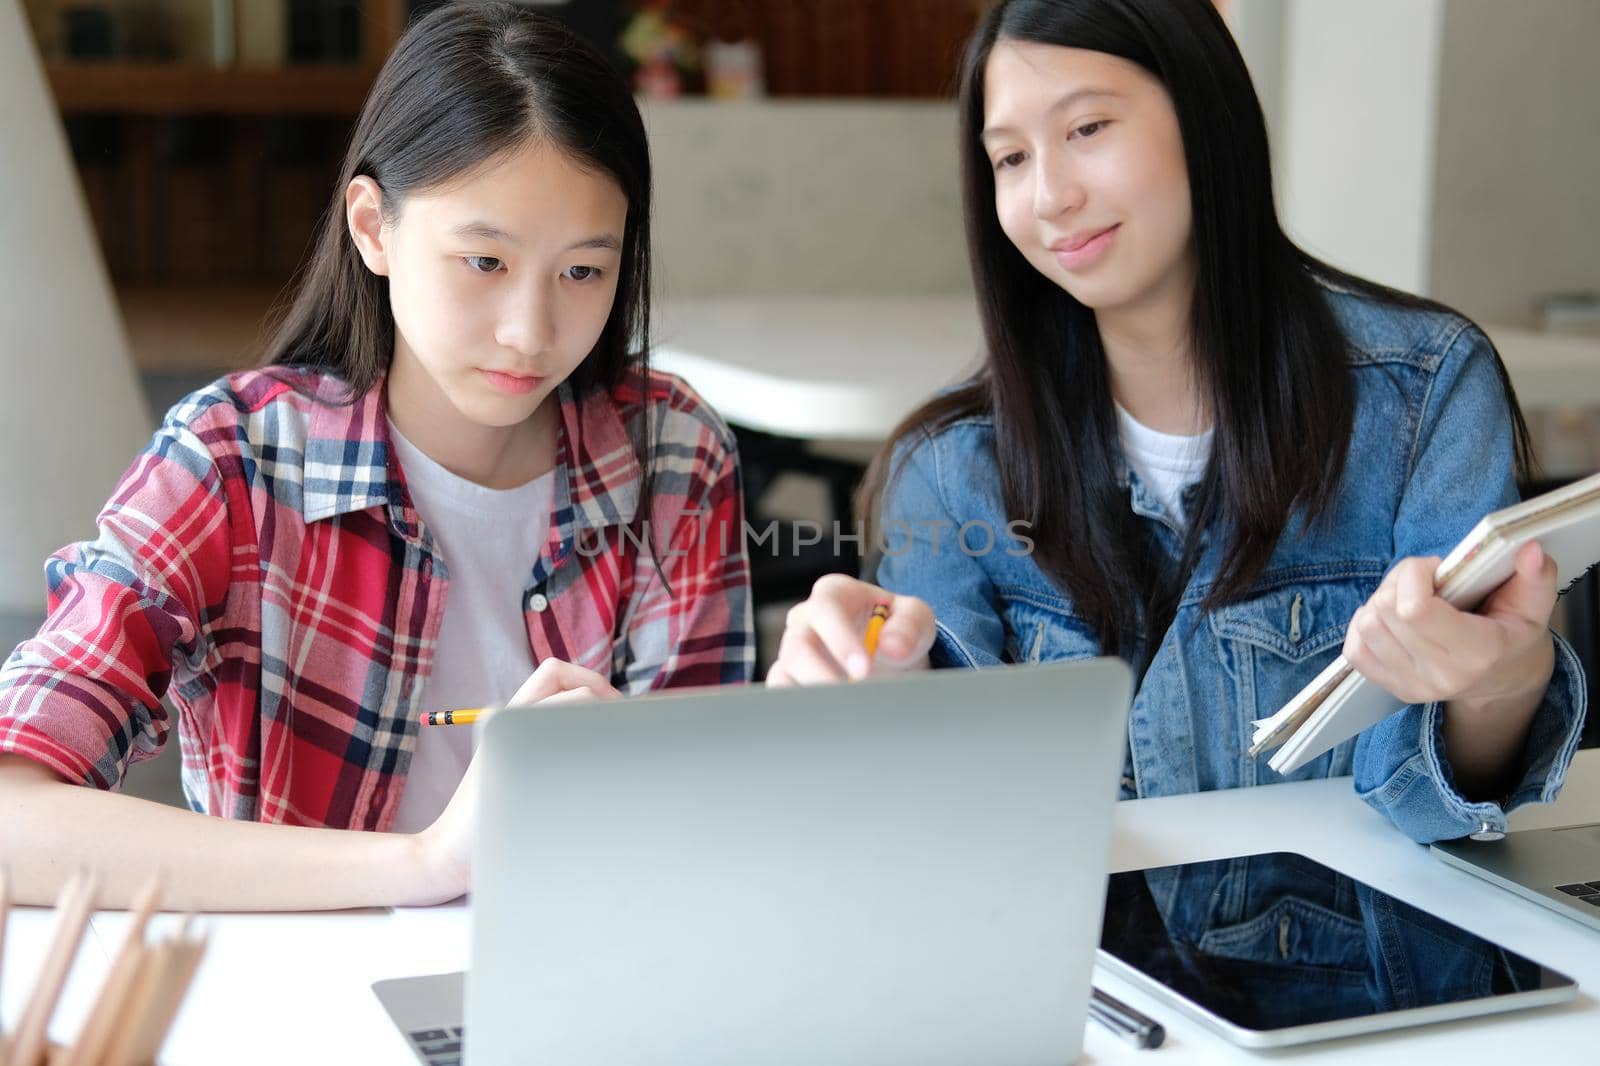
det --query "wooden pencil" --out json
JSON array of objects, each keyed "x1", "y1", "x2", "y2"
[
  {"x1": 1, "y1": 869, "x2": 10, "y2": 1036},
  {"x1": 97, "y1": 941, "x2": 171, "y2": 1066},
  {"x1": 0, "y1": 865, "x2": 10, "y2": 1065},
  {"x1": 120, "y1": 929, "x2": 208, "y2": 1066},
  {"x1": 418, "y1": 708, "x2": 486, "y2": 727},
  {"x1": 9, "y1": 873, "x2": 97, "y2": 1066},
  {"x1": 863, "y1": 601, "x2": 891, "y2": 660},
  {"x1": 59, "y1": 877, "x2": 162, "y2": 1066}
]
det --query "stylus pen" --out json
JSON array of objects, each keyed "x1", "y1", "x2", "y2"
[{"x1": 1089, "y1": 986, "x2": 1165, "y2": 1050}]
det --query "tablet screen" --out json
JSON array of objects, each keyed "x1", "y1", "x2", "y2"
[{"x1": 1099, "y1": 851, "x2": 1575, "y2": 1035}]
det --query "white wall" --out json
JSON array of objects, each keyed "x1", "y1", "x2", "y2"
[
  {"x1": 643, "y1": 100, "x2": 970, "y2": 299},
  {"x1": 1226, "y1": 0, "x2": 1288, "y2": 153},
  {"x1": 1275, "y1": 0, "x2": 1446, "y2": 294},
  {"x1": 1260, "y1": 0, "x2": 1600, "y2": 322},
  {"x1": 0, "y1": 0, "x2": 152, "y2": 612},
  {"x1": 1429, "y1": 0, "x2": 1600, "y2": 327}
]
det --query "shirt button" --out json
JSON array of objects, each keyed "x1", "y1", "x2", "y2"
[{"x1": 528, "y1": 592, "x2": 550, "y2": 612}]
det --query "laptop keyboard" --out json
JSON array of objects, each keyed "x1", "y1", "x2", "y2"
[
  {"x1": 406, "y1": 1026, "x2": 464, "y2": 1066},
  {"x1": 1554, "y1": 882, "x2": 1600, "y2": 906}
]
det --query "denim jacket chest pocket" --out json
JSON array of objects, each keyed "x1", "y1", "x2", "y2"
[
  {"x1": 1195, "y1": 894, "x2": 1371, "y2": 973},
  {"x1": 995, "y1": 584, "x2": 1101, "y2": 665},
  {"x1": 1205, "y1": 567, "x2": 1385, "y2": 773}
]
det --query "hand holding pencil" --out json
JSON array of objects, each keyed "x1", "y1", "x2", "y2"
[
  {"x1": 409, "y1": 659, "x2": 626, "y2": 903},
  {"x1": 766, "y1": 575, "x2": 938, "y2": 686},
  {"x1": 417, "y1": 659, "x2": 622, "y2": 728}
]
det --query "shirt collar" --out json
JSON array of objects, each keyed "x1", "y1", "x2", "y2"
[
  {"x1": 301, "y1": 374, "x2": 396, "y2": 524},
  {"x1": 547, "y1": 379, "x2": 642, "y2": 551},
  {"x1": 301, "y1": 373, "x2": 642, "y2": 537}
]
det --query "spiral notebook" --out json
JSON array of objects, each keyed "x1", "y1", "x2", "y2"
[{"x1": 1251, "y1": 470, "x2": 1600, "y2": 774}]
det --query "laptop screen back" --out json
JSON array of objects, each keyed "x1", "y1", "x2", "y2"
[{"x1": 467, "y1": 658, "x2": 1132, "y2": 1066}]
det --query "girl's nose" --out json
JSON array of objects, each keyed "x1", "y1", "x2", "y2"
[
  {"x1": 495, "y1": 280, "x2": 557, "y2": 356},
  {"x1": 1032, "y1": 148, "x2": 1086, "y2": 221}
]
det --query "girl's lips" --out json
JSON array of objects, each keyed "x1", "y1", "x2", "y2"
[
  {"x1": 479, "y1": 369, "x2": 544, "y2": 395},
  {"x1": 1052, "y1": 224, "x2": 1120, "y2": 270}
]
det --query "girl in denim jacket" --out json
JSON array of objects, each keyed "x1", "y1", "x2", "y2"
[{"x1": 770, "y1": 0, "x2": 1585, "y2": 848}]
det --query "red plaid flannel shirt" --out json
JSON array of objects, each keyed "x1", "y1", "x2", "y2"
[{"x1": 0, "y1": 367, "x2": 753, "y2": 829}]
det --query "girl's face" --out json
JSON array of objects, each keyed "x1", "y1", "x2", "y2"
[
  {"x1": 981, "y1": 41, "x2": 1195, "y2": 317},
  {"x1": 353, "y1": 138, "x2": 628, "y2": 436}
]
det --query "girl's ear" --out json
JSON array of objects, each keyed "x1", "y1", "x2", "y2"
[{"x1": 346, "y1": 176, "x2": 391, "y2": 277}]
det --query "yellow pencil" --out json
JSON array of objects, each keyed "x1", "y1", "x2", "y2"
[
  {"x1": 863, "y1": 601, "x2": 891, "y2": 660},
  {"x1": 418, "y1": 708, "x2": 487, "y2": 727}
]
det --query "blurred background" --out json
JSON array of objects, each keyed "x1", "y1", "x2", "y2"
[{"x1": 4, "y1": 0, "x2": 1598, "y2": 804}]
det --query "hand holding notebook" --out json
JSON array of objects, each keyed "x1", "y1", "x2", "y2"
[{"x1": 1252, "y1": 470, "x2": 1600, "y2": 774}]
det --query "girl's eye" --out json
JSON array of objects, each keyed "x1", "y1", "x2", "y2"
[
  {"x1": 564, "y1": 265, "x2": 602, "y2": 282},
  {"x1": 994, "y1": 151, "x2": 1025, "y2": 171},
  {"x1": 464, "y1": 256, "x2": 503, "y2": 274},
  {"x1": 1070, "y1": 120, "x2": 1108, "y2": 140}
]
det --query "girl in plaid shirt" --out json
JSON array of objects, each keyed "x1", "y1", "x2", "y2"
[{"x1": 0, "y1": 4, "x2": 753, "y2": 908}]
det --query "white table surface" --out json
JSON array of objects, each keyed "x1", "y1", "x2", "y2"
[
  {"x1": 653, "y1": 296, "x2": 984, "y2": 441},
  {"x1": 652, "y1": 297, "x2": 1600, "y2": 442},
  {"x1": 1483, "y1": 326, "x2": 1600, "y2": 412},
  {"x1": 6, "y1": 749, "x2": 1597, "y2": 1065}
]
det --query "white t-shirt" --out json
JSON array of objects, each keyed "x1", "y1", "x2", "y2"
[
  {"x1": 386, "y1": 419, "x2": 555, "y2": 834},
  {"x1": 1115, "y1": 403, "x2": 1213, "y2": 524}
]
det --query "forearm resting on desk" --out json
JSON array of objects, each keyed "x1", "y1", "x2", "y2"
[{"x1": 0, "y1": 754, "x2": 453, "y2": 911}]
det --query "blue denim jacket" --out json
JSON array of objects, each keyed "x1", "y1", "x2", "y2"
[{"x1": 876, "y1": 280, "x2": 1587, "y2": 844}]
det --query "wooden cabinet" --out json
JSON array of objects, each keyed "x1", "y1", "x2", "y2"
[
  {"x1": 47, "y1": 61, "x2": 381, "y2": 116},
  {"x1": 671, "y1": 0, "x2": 983, "y2": 97},
  {"x1": 40, "y1": 0, "x2": 982, "y2": 290}
]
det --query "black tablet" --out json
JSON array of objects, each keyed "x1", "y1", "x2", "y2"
[{"x1": 1097, "y1": 851, "x2": 1577, "y2": 1047}]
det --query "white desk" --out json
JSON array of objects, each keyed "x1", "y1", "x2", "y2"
[
  {"x1": 7, "y1": 749, "x2": 1597, "y2": 1064},
  {"x1": 1483, "y1": 326, "x2": 1600, "y2": 412},
  {"x1": 651, "y1": 298, "x2": 1600, "y2": 443},
  {"x1": 653, "y1": 297, "x2": 983, "y2": 441}
]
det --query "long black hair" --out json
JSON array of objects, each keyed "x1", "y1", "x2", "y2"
[
  {"x1": 866, "y1": 0, "x2": 1531, "y2": 662},
  {"x1": 264, "y1": 1, "x2": 655, "y2": 469}
]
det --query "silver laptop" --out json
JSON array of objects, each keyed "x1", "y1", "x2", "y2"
[
  {"x1": 1433, "y1": 821, "x2": 1600, "y2": 932},
  {"x1": 374, "y1": 658, "x2": 1131, "y2": 1065}
]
